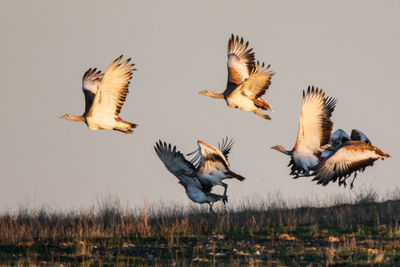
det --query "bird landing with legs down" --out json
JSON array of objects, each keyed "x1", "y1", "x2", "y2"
[
  {"x1": 199, "y1": 34, "x2": 274, "y2": 120},
  {"x1": 187, "y1": 137, "x2": 246, "y2": 204},
  {"x1": 154, "y1": 141, "x2": 224, "y2": 213},
  {"x1": 60, "y1": 55, "x2": 137, "y2": 134}
]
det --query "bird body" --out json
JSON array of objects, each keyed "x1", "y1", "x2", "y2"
[
  {"x1": 199, "y1": 34, "x2": 274, "y2": 120},
  {"x1": 60, "y1": 55, "x2": 137, "y2": 134},
  {"x1": 292, "y1": 149, "x2": 320, "y2": 173},
  {"x1": 188, "y1": 138, "x2": 245, "y2": 202},
  {"x1": 182, "y1": 183, "x2": 222, "y2": 205}
]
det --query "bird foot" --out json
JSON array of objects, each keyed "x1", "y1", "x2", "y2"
[
  {"x1": 115, "y1": 128, "x2": 134, "y2": 134},
  {"x1": 262, "y1": 114, "x2": 271, "y2": 120}
]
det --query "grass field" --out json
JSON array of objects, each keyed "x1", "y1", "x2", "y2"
[{"x1": 1, "y1": 189, "x2": 400, "y2": 266}]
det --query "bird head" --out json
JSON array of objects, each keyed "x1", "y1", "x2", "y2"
[
  {"x1": 60, "y1": 114, "x2": 72, "y2": 120},
  {"x1": 199, "y1": 90, "x2": 212, "y2": 96}
]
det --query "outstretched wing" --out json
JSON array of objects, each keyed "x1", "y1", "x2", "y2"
[
  {"x1": 89, "y1": 55, "x2": 135, "y2": 117},
  {"x1": 294, "y1": 86, "x2": 336, "y2": 154},
  {"x1": 224, "y1": 34, "x2": 255, "y2": 96},
  {"x1": 82, "y1": 68, "x2": 103, "y2": 116},
  {"x1": 154, "y1": 141, "x2": 198, "y2": 185},
  {"x1": 228, "y1": 61, "x2": 273, "y2": 99},
  {"x1": 351, "y1": 129, "x2": 371, "y2": 144},
  {"x1": 218, "y1": 137, "x2": 234, "y2": 159},
  {"x1": 312, "y1": 141, "x2": 379, "y2": 186}
]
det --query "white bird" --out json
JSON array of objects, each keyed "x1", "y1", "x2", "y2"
[
  {"x1": 60, "y1": 55, "x2": 137, "y2": 134},
  {"x1": 271, "y1": 86, "x2": 336, "y2": 177},
  {"x1": 187, "y1": 138, "x2": 246, "y2": 203},
  {"x1": 154, "y1": 141, "x2": 224, "y2": 213},
  {"x1": 313, "y1": 129, "x2": 390, "y2": 188},
  {"x1": 199, "y1": 34, "x2": 274, "y2": 120}
]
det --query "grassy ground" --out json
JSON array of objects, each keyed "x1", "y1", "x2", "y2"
[{"x1": 1, "y1": 190, "x2": 400, "y2": 266}]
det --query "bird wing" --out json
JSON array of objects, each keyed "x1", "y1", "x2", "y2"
[
  {"x1": 88, "y1": 55, "x2": 135, "y2": 117},
  {"x1": 82, "y1": 68, "x2": 103, "y2": 116},
  {"x1": 224, "y1": 34, "x2": 255, "y2": 96},
  {"x1": 312, "y1": 141, "x2": 378, "y2": 186},
  {"x1": 218, "y1": 137, "x2": 234, "y2": 159},
  {"x1": 351, "y1": 129, "x2": 371, "y2": 144},
  {"x1": 228, "y1": 61, "x2": 273, "y2": 100},
  {"x1": 294, "y1": 86, "x2": 336, "y2": 154},
  {"x1": 154, "y1": 141, "x2": 198, "y2": 185}
]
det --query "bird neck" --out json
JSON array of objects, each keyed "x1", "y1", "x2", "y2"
[
  {"x1": 207, "y1": 91, "x2": 224, "y2": 99},
  {"x1": 273, "y1": 145, "x2": 291, "y2": 155},
  {"x1": 67, "y1": 114, "x2": 86, "y2": 122}
]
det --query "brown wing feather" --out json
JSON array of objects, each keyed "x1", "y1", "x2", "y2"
[
  {"x1": 82, "y1": 68, "x2": 103, "y2": 116},
  {"x1": 227, "y1": 61, "x2": 274, "y2": 101},
  {"x1": 320, "y1": 93, "x2": 336, "y2": 147},
  {"x1": 294, "y1": 86, "x2": 336, "y2": 154},
  {"x1": 312, "y1": 142, "x2": 381, "y2": 186},
  {"x1": 89, "y1": 55, "x2": 136, "y2": 117},
  {"x1": 226, "y1": 34, "x2": 255, "y2": 88}
]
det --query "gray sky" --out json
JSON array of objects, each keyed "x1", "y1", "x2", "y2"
[{"x1": 1, "y1": 0, "x2": 399, "y2": 210}]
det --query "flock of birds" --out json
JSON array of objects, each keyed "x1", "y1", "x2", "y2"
[{"x1": 60, "y1": 34, "x2": 391, "y2": 213}]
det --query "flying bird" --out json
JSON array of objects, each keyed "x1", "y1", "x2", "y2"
[
  {"x1": 199, "y1": 34, "x2": 274, "y2": 120},
  {"x1": 271, "y1": 86, "x2": 337, "y2": 177},
  {"x1": 187, "y1": 138, "x2": 246, "y2": 203},
  {"x1": 154, "y1": 141, "x2": 224, "y2": 213},
  {"x1": 313, "y1": 129, "x2": 390, "y2": 188},
  {"x1": 60, "y1": 55, "x2": 137, "y2": 134}
]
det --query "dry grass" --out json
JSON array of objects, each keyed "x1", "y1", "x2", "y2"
[{"x1": 1, "y1": 189, "x2": 400, "y2": 265}]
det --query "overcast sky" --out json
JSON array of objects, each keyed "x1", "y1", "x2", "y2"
[{"x1": 0, "y1": 0, "x2": 398, "y2": 211}]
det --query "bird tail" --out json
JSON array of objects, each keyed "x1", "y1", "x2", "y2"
[
  {"x1": 114, "y1": 118, "x2": 137, "y2": 134},
  {"x1": 116, "y1": 117, "x2": 137, "y2": 129},
  {"x1": 253, "y1": 99, "x2": 273, "y2": 111},
  {"x1": 226, "y1": 170, "x2": 246, "y2": 181}
]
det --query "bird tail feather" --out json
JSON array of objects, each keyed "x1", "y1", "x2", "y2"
[{"x1": 227, "y1": 170, "x2": 246, "y2": 181}]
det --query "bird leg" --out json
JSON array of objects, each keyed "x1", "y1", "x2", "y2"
[
  {"x1": 209, "y1": 202, "x2": 216, "y2": 214},
  {"x1": 114, "y1": 128, "x2": 133, "y2": 134},
  {"x1": 221, "y1": 182, "x2": 228, "y2": 204},
  {"x1": 252, "y1": 110, "x2": 271, "y2": 120},
  {"x1": 222, "y1": 195, "x2": 228, "y2": 205},
  {"x1": 350, "y1": 173, "x2": 358, "y2": 189}
]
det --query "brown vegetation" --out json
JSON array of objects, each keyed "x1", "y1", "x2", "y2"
[{"x1": 1, "y1": 190, "x2": 400, "y2": 265}]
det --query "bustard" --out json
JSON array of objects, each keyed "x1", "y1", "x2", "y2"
[
  {"x1": 60, "y1": 55, "x2": 137, "y2": 134},
  {"x1": 199, "y1": 34, "x2": 274, "y2": 120},
  {"x1": 271, "y1": 86, "x2": 336, "y2": 177},
  {"x1": 187, "y1": 137, "x2": 246, "y2": 203},
  {"x1": 313, "y1": 129, "x2": 390, "y2": 188},
  {"x1": 154, "y1": 141, "x2": 224, "y2": 213}
]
